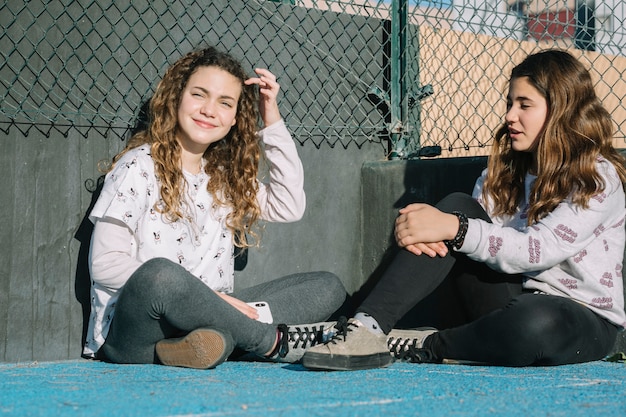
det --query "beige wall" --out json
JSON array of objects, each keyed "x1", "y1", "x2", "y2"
[{"x1": 418, "y1": 25, "x2": 626, "y2": 156}]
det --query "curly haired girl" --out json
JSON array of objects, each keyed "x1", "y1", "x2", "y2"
[{"x1": 84, "y1": 46, "x2": 345, "y2": 368}]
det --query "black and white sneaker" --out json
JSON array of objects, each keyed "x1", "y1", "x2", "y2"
[{"x1": 270, "y1": 321, "x2": 337, "y2": 363}]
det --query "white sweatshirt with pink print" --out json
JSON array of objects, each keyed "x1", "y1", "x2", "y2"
[{"x1": 463, "y1": 157, "x2": 625, "y2": 328}]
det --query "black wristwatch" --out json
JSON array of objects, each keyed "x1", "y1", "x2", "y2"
[{"x1": 445, "y1": 211, "x2": 468, "y2": 250}]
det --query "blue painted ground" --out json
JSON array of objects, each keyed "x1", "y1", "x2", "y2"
[{"x1": 1, "y1": 359, "x2": 625, "y2": 416}]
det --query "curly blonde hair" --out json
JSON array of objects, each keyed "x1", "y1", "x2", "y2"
[
  {"x1": 111, "y1": 46, "x2": 261, "y2": 247},
  {"x1": 484, "y1": 49, "x2": 626, "y2": 224}
]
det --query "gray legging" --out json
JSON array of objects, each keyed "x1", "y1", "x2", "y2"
[
  {"x1": 360, "y1": 192, "x2": 619, "y2": 366},
  {"x1": 101, "y1": 258, "x2": 346, "y2": 364}
]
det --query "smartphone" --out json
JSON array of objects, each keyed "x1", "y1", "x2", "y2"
[{"x1": 246, "y1": 301, "x2": 273, "y2": 324}]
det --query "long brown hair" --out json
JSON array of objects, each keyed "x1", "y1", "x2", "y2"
[
  {"x1": 111, "y1": 46, "x2": 261, "y2": 247},
  {"x1": 484, "y1": 49, "x2": 626, "y2": 224}
]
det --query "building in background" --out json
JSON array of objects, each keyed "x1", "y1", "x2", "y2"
[
  {"x1": 297, "y1": 1, "x2": 623, "y2": 56},
  {"x1": 505, "y1": 0, "x2": 624, "y2": 55}
]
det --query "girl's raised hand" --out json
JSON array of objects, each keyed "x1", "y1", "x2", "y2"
[{"x1": 244, "y1": 68, "x2": 282, "y2": 127}]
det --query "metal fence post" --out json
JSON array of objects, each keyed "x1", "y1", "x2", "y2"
[
  {"x1": 389, "y1": 0, "x2": 408, "y2": 159},
  {"x1": 575, "y1": 0, "x2": 596, "y2": 51}
]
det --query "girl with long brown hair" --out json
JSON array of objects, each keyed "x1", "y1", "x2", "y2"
[
  {"x1": 84, "y1": 46, "x2": 345, "y2": 369},
  {"x1": 303, "y1": 49, "x2": 626, "y2": 371}
]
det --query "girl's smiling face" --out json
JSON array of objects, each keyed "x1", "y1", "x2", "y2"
[
  {"x1": 505, "y1": 76, "x2": 548, "y2": 153},
  {"x1": 176, "y1": 66, "x2": 241, "y2": 153}
]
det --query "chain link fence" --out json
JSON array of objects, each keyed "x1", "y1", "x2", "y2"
[{"x1": 2, "y1": 0, "x2": 625, "y2": 158}]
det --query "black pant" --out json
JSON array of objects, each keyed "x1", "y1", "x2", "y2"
[{"x1": 359, "y1": 193, "x2": 618, "y2": 366}]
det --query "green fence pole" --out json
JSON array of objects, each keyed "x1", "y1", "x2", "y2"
[{"x1": 389, "y1": 0, "x2": 408, "y2": 160}]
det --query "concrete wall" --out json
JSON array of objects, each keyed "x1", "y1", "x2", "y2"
[
  {"x1": 0, "y1": 128, "x2": 382, "y2": 363},
  {"x1": 1, "y1": 131, "x2": 120, "y2": 361}
]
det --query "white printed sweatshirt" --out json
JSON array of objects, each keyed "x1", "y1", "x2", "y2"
[
  {"x1": 83, "y1": 120, "x2": 305, "y2": 357},
  {"x1": 464, "y1": 157, "x2": 625, "y2": 327}
]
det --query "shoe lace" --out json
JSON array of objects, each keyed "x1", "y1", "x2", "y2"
[
  {"x1": 393, "y1": 344, "x2": 436, "y2": 363},
  {"x1": 276, "y1": 324, "x2": 289, "y2": 359},
  {"x1": 324, "y1": 316, "x2": 356, "y2": 345},
  {"x1": 275, "y1": 322, "x2": 332, "y2": 359},
  {"x1": 287, "y1": 324, "x2": 328, "y2": 349},
  {"x1": 388, "y1": 336, "x2": 417, "y2": 359}
]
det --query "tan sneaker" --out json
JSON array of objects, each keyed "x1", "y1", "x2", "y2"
[
  {"x1": 302, "y1": 317, "x2": 393, "y2": 371},
  {"x1": 387, "y1": 328, "x2": 438, "y2": 363},
  {"x1": 156, "y1": 328, "x2": 234, "y2": 369}
]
